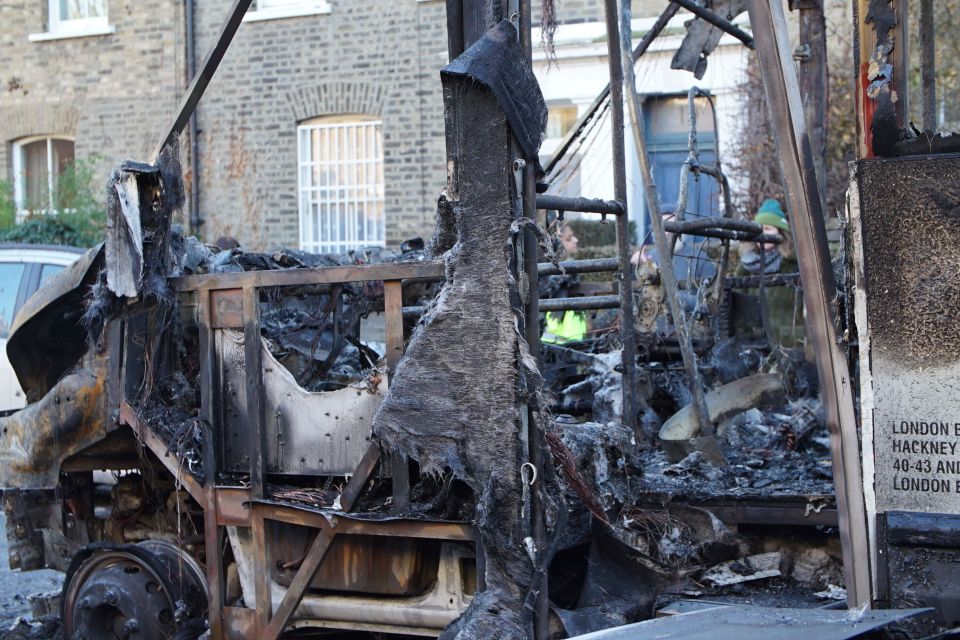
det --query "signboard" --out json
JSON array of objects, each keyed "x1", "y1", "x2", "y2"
[{"x1": 855, "y1": 154, "x2": 960, "y2": 514}]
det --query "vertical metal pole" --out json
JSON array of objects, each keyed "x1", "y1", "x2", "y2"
[
  {"x1": 616, "y1": 0, "x2": 714, "y2": 447},
  {"x1": 519, "y1": 3, "x2": 548, "y2": 638},
  {"x1": 185, "y1": 0, "x2": 202, "y2": 234},
  {"x1": 747, "y1": 0, "x2": 872, "y2": 607},
  {"x1": 251, "y1": 508, "x2": 271, "y2": 634},
  {"x1": 602, "y1": 0, "x2": 640, "y2": 434},
  {"x1": 919, "y1": 0, "x2": 936, "y2": 131},
  {"x1": 198, "y1": 290, "x2": 223, "y2": 639},
  {"x1": 244, "y1": 285, "x2": 266, "y2": 499},
  {"x1": 446, "y1": 0, "x2": 466, "y2": 59}
]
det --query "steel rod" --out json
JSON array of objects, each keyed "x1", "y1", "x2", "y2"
[
  {"x1": 152, "y1": 0, "x2": 253, "y2": 161},
  {"x1": 537, "y1": 258, "x2": 620, "y2": 276},
  {"x1": 519, "y1": 1, "x2": 549, "y2": 637},
  {"x1": 618, "y1": 0, "x2": 715, "y2": 447},
  {"x1": 668, "y1": 0, "x2": 755, "y2": 49},
  {"x1": 747, "y1": 0, "x2": 871, "y2": 607},
  {"x1": 540, "y1": 295, "x2": 620, "y2": 311},
  {"x1": 603, "y1": 0, "x2": 640, "y2": 434},
  {"x1": 535, "y1": 194, "x2": 625, "y2": 215},
  {"x1": 403, "y1": 295, "x2": 623, "y2": 317}
]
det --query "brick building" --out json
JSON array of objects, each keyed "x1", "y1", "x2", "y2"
[{"x1": 0, "y1": 1, "x2": 842, "y2": 251}]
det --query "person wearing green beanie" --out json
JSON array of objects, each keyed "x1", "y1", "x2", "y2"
[
  {"x1": 736, "y1": 198, "x2": 803, "y2": 349},
  {"x1": 754, "y1": 198, "x2": 791, "y2": 232}
]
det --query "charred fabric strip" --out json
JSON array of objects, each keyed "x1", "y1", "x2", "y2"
[
  {"x1": 672, "y1": 0, "x2": 748, "y2": 80},
  {"x1": 442, "y1": 19, "x2": 547, "y2": 164},
  {"x1": 373, "y1": 21, "x2": 548, "y2": 640}
]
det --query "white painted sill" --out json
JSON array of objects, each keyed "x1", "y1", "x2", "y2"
[
  {"x1": 28, "y1": 24, "x2": 115, "y2": 42},
  {"x1": 243, "y1": 3, "x2": 331, "y2": 22}
]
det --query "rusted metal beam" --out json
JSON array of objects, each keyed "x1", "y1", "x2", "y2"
[
  {"x1": 795, "y1": 0, "x2": 828, "y2": 205},
  {"x1": 243, "y1": 285, "x2": 266, "y2": 500},
  {"x1": 254, "y1": 502, "x2": 474, "y2": 540},
  {"x1": 251, "y1": 509, "x2": 272, "y2": 633},
  {"x1": 169, "y1": 260, "x2": 446, "y2": 292},
  {"x1": 384, "y1": 280, "x2": 410, "y2": 514},
  {"x1": 204, "y1": 485, "x2": 225, "y2": 640},
  {"x1": 747, "y1": 0, "x2": 871, "y2": 607},
  {"x1": 339, "y1": 443, "x2": 381, "y2": 513},
  {"x1": 197, "y1": 288, "x2": 225, "y2": 639},
  {"x1": 261, "y1": 524, "x2": 336, "y2": 640},
  {"x1": 519, "y1": 0, "x2": 549, "y2": 633},
  {"x1": 152, "y1": 0, "x2": 253, "y2": 161}
]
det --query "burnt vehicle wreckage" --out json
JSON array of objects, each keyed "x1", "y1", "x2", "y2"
[{"x1": 2, "y1": 0, "x2": 960, "y2": 639}]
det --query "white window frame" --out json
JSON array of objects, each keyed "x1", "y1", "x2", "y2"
[
  {"x1": 244, "y1": 0, "x2": 331, "y2": 22},
  {"x1": 11, "y1": 135, "x2": 75, "y2": 221},
  {"x1": 48, "y1": 0, "x2": 108, "y2": 34},
  {"x1": 29, "y1": 0, "x2": 113, "y2": 41},
  {"x1": 297, "y1": 116, "x2": 386, "y2": 254}
]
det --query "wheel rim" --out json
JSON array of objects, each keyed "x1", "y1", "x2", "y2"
[
  {"x1": 62, "y1": 543, "x2": 208, "y2": 640},
  {"x1": 63, "y1": 550, "x2": 175, "y2": 640}
]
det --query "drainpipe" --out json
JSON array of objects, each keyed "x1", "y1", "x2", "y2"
[{"x1": 186, "y1": 0, "x2": 202, "y2": 235}]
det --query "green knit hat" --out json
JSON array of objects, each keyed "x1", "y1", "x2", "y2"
[{"x1": 754, "y1": 198, "x2": 789, "y2": 231}]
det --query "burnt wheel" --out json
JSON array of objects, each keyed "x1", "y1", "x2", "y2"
[{"x1": 62, "y1": 541, "x2": 207, "y2": 640}]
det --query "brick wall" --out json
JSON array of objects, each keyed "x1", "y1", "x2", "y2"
[
  {"x1": 0, "y1": 1, "x2": 185, "y2": 213},
  {"x1": 194, "y1": 0, "x2": 450, "y2": 250}
]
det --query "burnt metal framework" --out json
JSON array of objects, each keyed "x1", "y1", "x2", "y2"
[
  {"x1": 121, "y1": 260, "x2": 474, "y2": 639},
  {"x1": 109, "y1": 0, "x2": 874, "y2": 633}
]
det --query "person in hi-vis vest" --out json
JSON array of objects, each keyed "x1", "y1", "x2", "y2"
[{"x1": 543, "y1": 224, "x2": 588, "y2": 344}]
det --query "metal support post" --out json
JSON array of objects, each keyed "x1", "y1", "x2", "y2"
[
  {"x1": 519, "y1": 3, "x2": 548, "y2": 638},
  {"x1": 602, "y1": 0, "x2": 640, "y2": 435},
  {"x1": 747, "y1": 0, "x2": 872, "y2": 607}
]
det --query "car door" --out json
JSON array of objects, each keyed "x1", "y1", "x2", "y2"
[{"x1": 0, "y1": 262, "x2": 32, "y2": 410}]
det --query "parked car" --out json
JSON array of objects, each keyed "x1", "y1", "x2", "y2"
[{"x1": 0, "y1": 244, "x2": 84, "y2": 410}]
